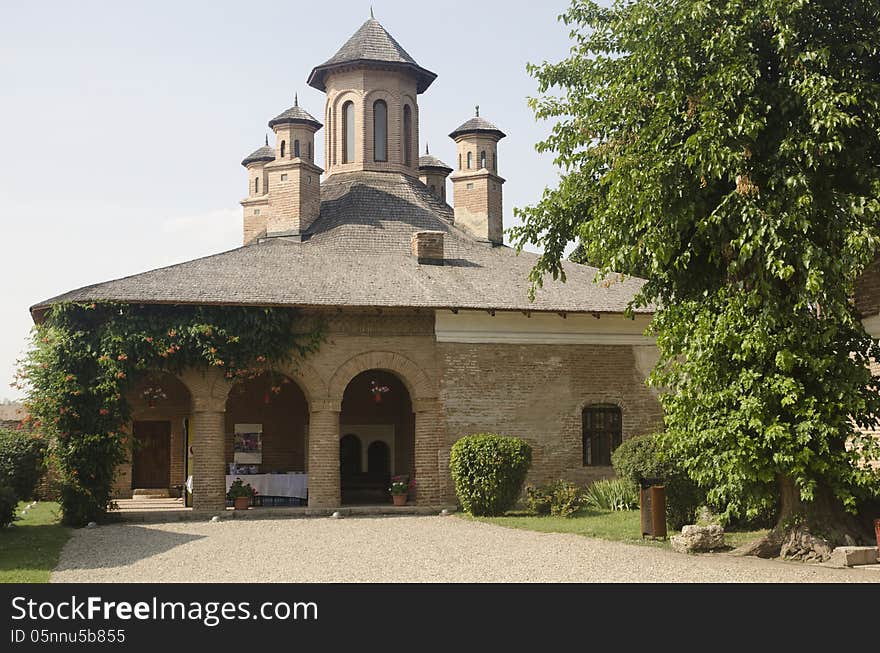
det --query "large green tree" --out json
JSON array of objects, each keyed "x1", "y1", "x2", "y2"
[{"x1": 512, "y1": 0, "x2": 880, "y2": 559}]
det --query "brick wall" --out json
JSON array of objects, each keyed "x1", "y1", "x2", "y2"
[
  {"x1": 439, "y1": 342, "x2": 663, "y2": 497},
  {"x1": 856, "y1": 256, "x2": 880, "y2": 318}
]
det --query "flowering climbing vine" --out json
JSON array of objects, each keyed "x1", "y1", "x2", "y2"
[{"x1": 16, "y1": 301, "x2": 323, "y2": 526}]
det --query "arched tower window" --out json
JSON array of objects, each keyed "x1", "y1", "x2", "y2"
[
  {"x1": 342, "y1": 101, "x2": 355, "y2": 164},
  {"x1": 254, "y1": 177, "x2": 260, "y2": 194},
  {"x1": 492, "y1": 153, "x2": 497, "y2": 172},
  {"x1": 294, "y1": 139, "x2": 301, "y2": 158},
  {"x1": 403, "y1": 104, "x2": 412, "y2": 167},
  {"x1": 373, "y1": 100, "x2": 388, "y2": 162},
  {"x1": 280, "y1": 140, "x2": 286, "y2": 158},
  {"x1": 480, "y1": 150, "x2": 487, "y2": 169},
  {"x1": 467, "y1": 151, "x2": 473, "y2": 169},
  {"x1": 458, "y1": 153, "x2": 462, "y2": 169},
  {"x1": 582, "y1": 404, "x2": 622, "y2": 466},
  {"x1": 308, "y1": 141, "x2": 312, "y2": 160}
]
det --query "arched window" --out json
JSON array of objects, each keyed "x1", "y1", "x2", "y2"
[
  {"x1": 342, "y1": 101, "x2": 354, "y2": 164},
  {"x1": 480, "y1": 150, "x2": 487, "y2": 169},
  {"x1": 467, "y1": 151, "x2": 473, "y2": 169},
  {"x1": 280, "y1": 140, "x2": 286, "y2": 158},
  {"x1": 254, "y1": 177, "x2": 260, "y2": 194},
  {"x1": 308, "y1": 141, "x2": 312, "y2": 160},
  {"x1": 492, "y1": 153, "x2": 497, "y2": 172},
  {"x1": 373, "y1": 100, "x2": 388, "y2": 162},
  {"x1": 294, "y1": 139, "x2": 300, "y2": 158},
  {"x1": 458, "y1": 153, "x2": 462, "y2": 169},
  {"x1": 582, "y1": 404, "x2": 622, "y2": 466},
  {"x1": 403, "y1": 104, "x2": 412, "y2": 166},
  {"x1": 430, "y1": 184, "x2": 436, "y2": 196}
]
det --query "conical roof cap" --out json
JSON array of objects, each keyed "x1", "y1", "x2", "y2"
[{"x1": 308, "y1": 18, "x2": 436, "y2": 93}]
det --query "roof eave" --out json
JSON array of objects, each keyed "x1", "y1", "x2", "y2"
[{"x1": 307, "y1": 60, "x2": 437, "y2": 93}]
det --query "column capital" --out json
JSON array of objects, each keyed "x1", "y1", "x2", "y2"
[{"x1": 311, "y1": 399, "x2": 341, "y2": 413}]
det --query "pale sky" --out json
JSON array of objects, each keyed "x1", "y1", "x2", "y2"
[{"x1": 0, "y1": 0, "x2": 579, "y2": 400}]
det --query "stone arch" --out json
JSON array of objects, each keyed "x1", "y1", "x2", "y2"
[
  {"x1": 276, "y1": 361, "x2": 327, "y2": 406},
  {"x1": 328, "y1": 351, "x2": 435, "y2": 404}
]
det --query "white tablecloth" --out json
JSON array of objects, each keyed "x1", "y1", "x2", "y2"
[{"x1": 225, "y1": 473, "x2": 308, "y2": 499}]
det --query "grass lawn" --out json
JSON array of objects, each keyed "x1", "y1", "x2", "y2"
[
  {"x1": 461, "y1": 509, "x2": 768, "y2": 551},
  {"x1": 0, "y1": 502, "x2": 71, "y2": 583}
]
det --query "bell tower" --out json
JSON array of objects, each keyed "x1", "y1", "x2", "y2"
[
  {"x1": 449, "y1": 106, "x2": 506, "y2": 244},
  {"x1": 307, "y1": 17, "x2": 437, "y2": 179}
]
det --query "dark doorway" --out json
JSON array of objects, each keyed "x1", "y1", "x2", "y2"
[
  {"x1": 367, "y1": 441, "x2": 390, "y2": 479},
  {"x1": 132, "y1": 420, "x2": 171, "y2": 489},
  {"x1": 340, "y1": 434, "x2": 362, "y2": 477}
]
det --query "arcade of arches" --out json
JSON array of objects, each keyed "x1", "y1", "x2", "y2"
[{"x1": 113, "y1": 352, "x2": 442, "y2": 511}]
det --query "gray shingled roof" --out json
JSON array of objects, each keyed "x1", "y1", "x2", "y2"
[
  {"x1": 307, "y1": 19, "x2": 437, "y2": 93},
  {"x1": 449, "y1": 115, "x2": 506, "y2": 140},
  {"x1": 418, "y1": 154, "x2": 451, "y2": 172},
  {"x1": 240, "y1": 145, "x2": 276, "y2": 167},
  {"x1": 32, "y1": 171, "x2": 649, "y2": 317},
  {"x1": 268, "y1": 103, "x2": 322, "y2": 130}
]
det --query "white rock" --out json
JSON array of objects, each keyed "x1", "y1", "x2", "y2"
[
  {"x1": 671, "y1": 524, "x2": 725, "y2": 553},
  {"x1": 210, "y1": 516, "x2": 220, "y2": 522},
  {"x1": 86, "y1": 521, "x2": 98, "y2": 529},
  {"x1": 440, "y1": 509, "x2": 450, "y2": 516},
  {"x1": 331, "y1": 511, "x2": 342, "y2": 519}
]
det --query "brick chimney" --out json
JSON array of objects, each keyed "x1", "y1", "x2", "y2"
[{"x1": 411, "y1": 231, "x2": 444, "y2": 265}]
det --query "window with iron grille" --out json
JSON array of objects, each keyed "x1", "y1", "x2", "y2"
[{"x1": 582, "y1": 404, "x2": 622, "y2": 466}]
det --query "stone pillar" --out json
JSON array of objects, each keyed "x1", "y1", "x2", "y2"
[
  {"x1": 190, "y1": 408, "x2": 226, "y2": 511},
  {"x1": 181, "y1": 368, "x2": 230, "y2": 513},
  {"x1": 307, "y1": 400, "x2": 341, "y2": 509},
  {"x1": 413, "y1": 398, "x2": 443, "y2": 505}
]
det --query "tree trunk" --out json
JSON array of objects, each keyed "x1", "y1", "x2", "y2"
[{"x1": 735, "y1": 475, "x2": 870, "y2": 562}]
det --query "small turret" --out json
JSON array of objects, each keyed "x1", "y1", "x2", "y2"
[
  {"x1": 240, "y1": 135, "x2": 274, "y2": 244},
  {"x1": 263, "y1": 95, "x2": 324, "y2": 238},
  {"x1": 449, "y1": 106, "x2": 506, "y2": 244},
  {"x1": 418, "y1": 144, "x2": 452, "y2": 202}
]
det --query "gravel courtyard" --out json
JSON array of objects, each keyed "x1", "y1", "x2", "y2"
[{"x1": 51, "y1": 515, "x2": 878, "y2": 583}]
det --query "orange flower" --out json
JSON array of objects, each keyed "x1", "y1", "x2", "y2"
[{"x1": 99, "y1": 408, "x2": 109, "y2": 416}]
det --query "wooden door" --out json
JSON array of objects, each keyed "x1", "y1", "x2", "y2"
[{"x1": 132, "y1": 421, "x2": 171, "y2": 489}]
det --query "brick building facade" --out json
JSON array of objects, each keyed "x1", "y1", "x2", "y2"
[{"x1": 32, "y1": 17, "x2": 663, "y2": 511}]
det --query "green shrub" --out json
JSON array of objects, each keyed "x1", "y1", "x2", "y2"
[
  {"x1": 523, "y1": 480, "x2": 584, "y2": 517},
  {"x1": 548, "y1": 481, "x2": 583, "y2": 517},
  {"x1": 449, "y1": 434, "x2": 532, "y2": 516},
  {"x1": 0, "y1": 428, "x2": 47, "y2": 500},
  {"x1": 611, "y1": 433, "x2": 703, "y2": 528},
  {"x1": 0, "y1": 486, "x2": 17, "y2": 528},
  {"x1": 523, "y1": 484, "x2": 553, "y2": 515},
  {"x1": 582, "y1": 478, "x2": 639, "y2": 511}
]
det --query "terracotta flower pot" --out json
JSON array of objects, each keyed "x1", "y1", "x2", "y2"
[
  {"x1": 233, "y1": 496, "x2": 250, "y2": 510},
  {"x1": 392, "y1": 494, "x2": 407, "y2": 506}
]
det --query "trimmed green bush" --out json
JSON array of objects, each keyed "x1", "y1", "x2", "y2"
[
  {"x1": 582, "y1": 478, "x2": 638, "y2": 511},
  {"x1": 449, "y1": 434, "x2": 532, "y2": 516},
  {"x1": 0, "y1": 486, "x2": 17, "y2": 528},
  {"x1": 0, "y1": 428, "x2": 47, "y2": 500},
  {"x1": 611, "y1": 433, "x2": 703, "y2": 528},
  {"x1": 524, "y1": 480, "x2": 584, "y2": 517}
]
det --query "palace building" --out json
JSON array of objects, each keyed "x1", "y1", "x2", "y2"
[{"x1": 31, "y1": 17, "x2": 662, "y2": 511}]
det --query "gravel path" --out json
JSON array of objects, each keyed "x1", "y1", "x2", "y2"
[{"x1": 51, "y1": 515, "x2": 878, "y2": 583}]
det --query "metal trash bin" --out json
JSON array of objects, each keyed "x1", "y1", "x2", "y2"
[{"x1": 639, "y1": 477, "x2": 667, "y2": 539}]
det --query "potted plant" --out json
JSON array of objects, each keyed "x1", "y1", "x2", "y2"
[
  {"x1": 389, "y1": 475, "x2": 415, "y2": 506},
  {"x1": 370, "y1": 380, "x2": 390, "y2": 403},
  {"x1": 226, "y1": 478, "x2": 257, "y2": 510}
]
